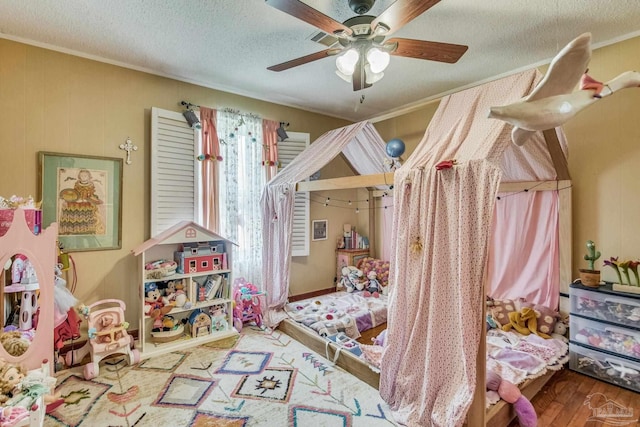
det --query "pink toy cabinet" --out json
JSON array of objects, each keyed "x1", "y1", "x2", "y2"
[{"x1": 0, "y1": 208, "x2": 56, "y2": 375}]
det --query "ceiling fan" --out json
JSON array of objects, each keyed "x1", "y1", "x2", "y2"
[{"x1": 265, "y1": 0, "x2": 469, "y2": 91}]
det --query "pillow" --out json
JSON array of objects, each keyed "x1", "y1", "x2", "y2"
[
  {"x1": 519, "y1": 302, "x2": 559, "y2": 336},
  {"x1": 490, "y1": 299, "x2": 518, "y2": 327},
  {"x1": 357, "y1": 257, "x2": 390, "y2": 288}
]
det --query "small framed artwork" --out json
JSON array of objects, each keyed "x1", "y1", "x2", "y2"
[
  {"x1": 38, "y1": 152, "x2": 123, "y2": 252},
  {"x1": 312, "y1": 219, "x2": 328, "y2": 241}
]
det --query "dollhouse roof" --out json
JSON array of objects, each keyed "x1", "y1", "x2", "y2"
[{"x1": 131, "y1": 221, "x2": 236, "y2": 256}]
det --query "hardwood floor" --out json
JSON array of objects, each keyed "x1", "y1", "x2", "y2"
[{"x1": 508, "y1": 368, "x2": 640, "y2": 426}]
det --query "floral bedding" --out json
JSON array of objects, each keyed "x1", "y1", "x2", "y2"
[{"x1": 284, "y1": 291, "x2": 388, "y2": 339}]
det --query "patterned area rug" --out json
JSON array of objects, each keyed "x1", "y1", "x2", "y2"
[{"x1": 45, "y1": 327, "x2": 398, "y2": 426}]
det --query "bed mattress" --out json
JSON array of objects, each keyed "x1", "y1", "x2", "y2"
[{"x1": 284, "y1": 291, "x2": 388, "y2": 339}]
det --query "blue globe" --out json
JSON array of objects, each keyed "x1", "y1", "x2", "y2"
[{"x1": 386, "y1": 138, "x2": 406, "y2": 158}]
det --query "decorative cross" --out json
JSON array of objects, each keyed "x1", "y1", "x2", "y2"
[{"x1": 119, "y1": 137, "x2": 138, "y2": 165}]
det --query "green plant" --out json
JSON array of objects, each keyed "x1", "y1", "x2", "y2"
[{"x1": 583, "y1": 240, "x2": 601, "y2": 271}]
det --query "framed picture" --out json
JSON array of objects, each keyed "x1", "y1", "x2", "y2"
[
  {"x1": 312, "y1": 219, "x2": 328, "y2": 241},
  {"x1": 38, "y1": 152, "x2": 123, "y2": 252}
]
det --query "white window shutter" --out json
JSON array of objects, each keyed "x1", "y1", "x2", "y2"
[
  {"x1": 277, "y1": 132, "x2": 310, "y2": 257},
  {"x1": 150, "y1": 107, "x2": 200, "y2": 236}
]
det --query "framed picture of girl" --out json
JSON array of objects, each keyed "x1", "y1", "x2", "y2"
[{"x1": 39, "y1": 152, "x2": 123, "y2": 251}]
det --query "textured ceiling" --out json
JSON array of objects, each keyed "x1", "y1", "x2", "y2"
[{"x1": 1, "y1": 0, "x2": 639, "y2": 122}]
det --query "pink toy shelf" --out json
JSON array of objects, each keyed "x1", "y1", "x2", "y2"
[{"x1": 0, "y1": 208, "x2": 56, "y2": 374}]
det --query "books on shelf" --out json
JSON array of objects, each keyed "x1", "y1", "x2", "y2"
[{"x1": 342, "y1": 225, "x2": 369, "y2": 250}]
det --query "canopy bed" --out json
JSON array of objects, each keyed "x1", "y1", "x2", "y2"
[{"x1": 262, "y1": 67, "x2": 572, "y2": 426}]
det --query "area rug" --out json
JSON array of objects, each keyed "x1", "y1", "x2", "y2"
[{"x1": 45, "y1": 326, "x2": 398, "y2": 426}]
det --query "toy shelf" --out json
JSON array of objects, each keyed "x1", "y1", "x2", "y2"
[{"x1": 132, "y1": 222, "x2": 239, "y2": 360}]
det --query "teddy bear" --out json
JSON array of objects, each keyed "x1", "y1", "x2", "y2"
[
  {"x1": 172, "y1": 281, "x2": 192, "y2": 309},
  {"x1": 363, "y1": 270, "x2": 381, "y2": 298}
]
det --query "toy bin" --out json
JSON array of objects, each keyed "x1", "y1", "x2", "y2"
[
  {"x1": 569, "y1": 343, "x2": 640, "y2": 392},
  {"x1": 571, "y1": 315, "x2": 640, "y2": 362},
  {"x1": 570, "y1": 283, "x2": 640, "y2": 329}
]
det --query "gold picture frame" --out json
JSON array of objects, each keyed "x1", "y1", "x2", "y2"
[{"x1": 38, "y1": 152, "x2": 123, "y2": 252}]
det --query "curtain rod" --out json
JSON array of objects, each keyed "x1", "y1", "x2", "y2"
[{"x1": 180, "y1": 101, "x2": 290, "y2": 126}]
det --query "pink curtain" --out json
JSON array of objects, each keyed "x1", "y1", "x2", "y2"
[
  {"x1": 262, "y1": 119, "x2": 279, "y2": 181},
  {"x1": 380, "y1": 70, "x2": 545, "y2": 426},
  {"x1": 200, "y1": 107, "x2": 220, "y2": 232},
  {"x1": 487, "y1": 190, "x2": 560, "y2": 309}
]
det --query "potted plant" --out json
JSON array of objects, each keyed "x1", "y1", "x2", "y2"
[{"x1": 579, "y1": 240, "x2": 601, "y2": 287}]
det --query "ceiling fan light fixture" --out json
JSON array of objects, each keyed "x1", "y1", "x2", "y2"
[
  {"x1": 335, "y1": 69, "x2": 352, "y2": 83},
  {"x1": 335, "y1": 48, "x2": 359, "y2": 76},
  {"x1": 364, "y1": 64, "x2": 384, "y2": 84},
  {"x1": 366, "y1": 47, "x2": 390, "y2": 73}
]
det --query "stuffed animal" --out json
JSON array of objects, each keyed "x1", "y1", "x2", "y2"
[
  {"x1": 173, "y1": 281, "x2": 192, "y2": 309},
  {"x1": 0, "y1": 331, "x2": 29, "y2": 357},
  {"x1": 144, "y1": 283, "x2": 173, "y2": 320},
  {"x1": 339, "y1": 266, "x2": 365, "y2": 293},
  {"x1": 486, "y1": 371, "x2": 537, "y2": 427},
  {"x1": 363, "y1": 271, "x2": 381, "y2": 298},
  {"x1": 373, "y1": 329, "x2": 387, "y2": 346},
  {"x1": 94, "y1": 314, "x2": 125, "y2": 344}
]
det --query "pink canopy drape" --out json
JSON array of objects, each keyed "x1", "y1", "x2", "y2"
[
  {"x1": 262, "y1": 119, "x2": 279, "y2": 181},
  {"x1": 200, "y1": 107, "x2": 220, "y2": 232},
  {"x1": 380, "y1": 69, "x2": 558, "y2": 426},
  {"x1": 487, "y1": 190, "x2": 560, "y2": 308},
  {"x1": 260, "y1": 121, "x2": 389, "y2": 326}
]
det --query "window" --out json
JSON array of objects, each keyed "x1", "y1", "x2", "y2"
[{"x1": 150, "y1": 108, "x2": 310, "y2": 281}]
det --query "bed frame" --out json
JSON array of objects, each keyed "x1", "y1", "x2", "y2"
[
  {"x1": 278, "y1": 317, "x2": 557, "y2": 427},
  {"x1": 287, "y1": 126, "x2": 570, "y2": 426}
]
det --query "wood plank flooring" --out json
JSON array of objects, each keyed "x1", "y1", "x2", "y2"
[{"x1": 508, "y1": 368, "x2": 640, "y2": 426}]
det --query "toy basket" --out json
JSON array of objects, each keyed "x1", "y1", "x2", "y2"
[{"x1": 145, "y1": 259, "x2": 178, "y2": 279}]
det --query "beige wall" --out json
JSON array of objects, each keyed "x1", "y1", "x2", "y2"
[
  {"x1": 3, "y1": 34, "x2": 640, "y2": 324},
  {"x1": 375, "y1": 35, "x2": 640, "y2": 286},
  {"x1": 0, "y1": 38, "x2": 352, "y2": 324}
]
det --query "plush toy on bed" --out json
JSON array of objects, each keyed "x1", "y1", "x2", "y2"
[
  {"x1": 486, "y1": 371, "x2": 537, "y2": 427},
  {"x1": 364, "y1": 271, "x2": 381, "y2": 298},
  {"x1": 339, "y1": 266, "x2": 365, "y2": 293}
]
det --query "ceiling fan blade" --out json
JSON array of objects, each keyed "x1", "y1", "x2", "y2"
[
  {"x1": 266, "y1": 0, "x2": 353, "y2": 37},
  {"x1": 352, "y1": 56, "x2": 372, "y2": 92},
  {"x1": 267, "y1": 48, "x2": 336, "y2": 72},
  {"x1": 386, "y1": 38, "x2": 468, "y2": 63},
  {"x1": 372, "y1": 0, "x2": 440, "y2": 36}
]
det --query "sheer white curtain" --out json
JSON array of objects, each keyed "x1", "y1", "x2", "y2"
[{"x1": 217, "y1": 111, "x2": 264, "y2": 287}]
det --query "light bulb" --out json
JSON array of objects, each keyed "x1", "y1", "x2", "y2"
[
  {"x1": 365, "y1": 64, "x2": 384, "y2": 84},
  {"x1": 335, "y1": 70, "x2": 352, "y2": 83},
  {"x1": 336, "y1": 48, "x2": 359, "y2": 76},
  {"x1": 366, "y1": 47, "x2": 390, "y2": 73}
]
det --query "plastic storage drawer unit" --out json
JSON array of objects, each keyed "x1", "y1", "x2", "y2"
[
  {"x1": 571, "y1": 315, "x2": 640, "y2": 362},
  {"x1": 570, "y1": 283, "x2": 640, "y2": 328},
  {"x1": 569, "y1": 343, "x2": 640, "y2": 392}
]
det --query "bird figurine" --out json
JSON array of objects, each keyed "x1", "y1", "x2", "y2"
[{"x1": 488, "y1": 32, "x2": 640, "y2": 146}]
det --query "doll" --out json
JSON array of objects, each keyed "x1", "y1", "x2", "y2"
[
  {"x1": 363, "y1": 270, "x2": 381, "y2": 298},
  {"x1": 0, "y1": 361, "x2": 26, "y2": 405}
]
